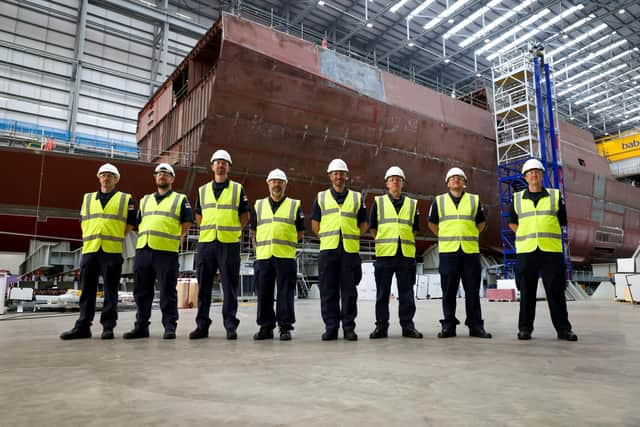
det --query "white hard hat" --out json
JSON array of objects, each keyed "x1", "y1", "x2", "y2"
[
  {"x1": 384, "y1": 166, "x2": 406, "y2": 181},
  {"x1": 521, "y1": 158, "x2": 545, "y2": 174},
  {"x1": 266, "y1": 168, "x2": 288, "y2": 183},
  {"x1": 154, "y1": 163, "x2": 175, "y2": 177},
  {"x1": 327, "y1": 158, "x2": 349, "y2": 173},
  {"x1": 210, "y1": 149, "x2": 232, "y2": 164},
  {"x1": 97, "y1": 163, "x2": 120, "y2": 177},
  {"x1": 445, "y1": 167, "x2": 466, "y2": 183}
]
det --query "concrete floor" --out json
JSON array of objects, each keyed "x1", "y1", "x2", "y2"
[{"x1": 1, "y1": 299, "x2": 639, "y2": 426}]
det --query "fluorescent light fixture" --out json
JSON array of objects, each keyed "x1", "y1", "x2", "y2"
[
  {"x1": 590, "y1": 104, "x2": 617, "y2": 115},
  {"x1": 423, "y1": 0, "x2": 471, "y2": 30},
  {"x1": 619, "y1": 115, "x2": 640, "y2": 126},
  {"x1": 408, "y1": 0, "x2": 438, "y2": 20},
  {"x1": 366, "y1": 22, "x2": 373, "y2": 28},
  {"x1": 486, "y1": 4, "x2": 584, "y2": 61},
  {"x1": 390, "y1": 0, "x2": 411, "y2": 13},
  {"x1": 318, "y1": 1, "x2": 325, "y2": 6},
  {"x1": 408, "y1": 41, "x2": 415, "y2": 47},
  {"x1": 574, "y1": 89, "x2": 610, "y2": 106},
  {"x1": 555, "y1": 39, "x2": 628, "y2": 79},
  {"x1": 423, "y1": 18, "x2": 443, "y2": 30},
  {"x1": 559, "y1": 13, "x2": 594, "y2": 34},
  {"x1": 444, "y1": 0, "x2": 503, "y2": 40},
  {"x1": 176, "y1": 12, "x2": 192, "y2": 20},
  {"x1": 559, "y1": 49, "x2": 632, "y2": 87},
  {"x1": 546, "y1": 23, "x2": 608, "y2": 59},
  {"x1": 459, "y1": 0, "x2": 537, "y2": 48},
  {"x1": 444, "y1": 58, "x2": 450, "y2": 63},
  {"x1": 557, "y1": 63, "x2": 626, "y2": 97},
  {"x1": 476, "y1": 8, "x2": 551, "y2": 56},
  {"x1": 448, "y1": 19, "x2": 454, "y2": 24},
  {"x1": 619, "y1": 9, "x2": 625, "y2": 14},
  {"x1": 562, "y1": 32, "x2": 616, "y2": 63},
  {"x1": 587, "y1": 86, "x2": 639, "y2": 109}
]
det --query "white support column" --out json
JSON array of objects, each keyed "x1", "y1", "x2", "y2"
[
  {"x1": 0, "y1": 271, "x2": 7, "y2": 315},
  {"x1": 68, "y1": 0, "x2": 88, "y2": 146}
]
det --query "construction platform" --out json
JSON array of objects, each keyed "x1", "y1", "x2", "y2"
[{"x1": 1, "y1": 299, "x2": 638, "y2": 426}]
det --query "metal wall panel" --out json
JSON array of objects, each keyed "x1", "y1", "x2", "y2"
[{"x1": 0, "y1": 0, "x2": 211, "y2": 147}]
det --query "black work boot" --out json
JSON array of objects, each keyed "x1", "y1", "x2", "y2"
[
  {"x1": 279, "y1": 328, "x2": 292, "y2": 341},
  {"x1": 343, "y1": 329, "x2": 358, "y2": 341},
  {"x1": 189, "y1": 327, "x2": 209, "y2": 339},
  {"x1": 101, "y1": 328, "x2": 114, "y2": 340},
  {"x1": 321, "y1": 329, "x2": 339, "y2": 341},
  {"x1": 437, "y1": 328, "x2": 456, "y2": 338},
  {"x1": 123, "y1": 328, "x2": 150, "y2": 339},
  {"x1": 402, "y1": 328, "x2": 424, "y2": 339},
  {"x1": 469, "y1": 328, "x2": 492, "y2": 339},
  {"x1": 369, "y1": 327, "x2": 388, "y2": 339},
  {"x1": 253, "y1": 327, "x2": 274, "y2": 340},
  {"x1": 60, "y1": 327, "x2": 92, "y2": 340},
  {"x1": 557, "y1": 330, "x2": 578, "y2": 341}
]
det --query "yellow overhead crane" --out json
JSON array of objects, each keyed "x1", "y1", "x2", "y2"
[{"x1": 596, "y1": 130, "x2": 640, "y2": 162}]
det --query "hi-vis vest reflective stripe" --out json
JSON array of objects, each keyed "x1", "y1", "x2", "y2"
[
  {"x1": 255, "y1": 197, "x2": 299, "y2": 260},
  {"x1": 80, "y1": 191, "x2": 130, "y2": 254},
  {"x1": 317, "y1": 189, "x2": 361, "y2": 253},
  {"x1": 514, "y1": 188, "x2": 563, "y2": 253},
  {"x1": 136, "y1": 192, "x2": 185, "y2": 253},
  {"x1": 437, "y1": 192, "x2": 480, "y2": 254},
  {"x1": 375, "y1": 194, "x2": 417, "y2": 258},
  {"x1": 198, "y1": 181, "x2": 242, "y2": 243}
]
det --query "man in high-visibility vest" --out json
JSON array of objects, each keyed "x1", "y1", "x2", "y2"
[
  {"x1": 428, "y1": 167, "x2": 492, "y2": 339},
  {"x1": 60, "y1": 163, "x2": 135, "y2": 340},
  {"x1": 368, "y1": 167, "x2": 423, "y2": 339},
  {"x1": 311, "y1": 159, "x2": 367, "y2": 341},
  {"x1": 508, "y1": 158, "x2": 577, "y2": 341},
  {"x1": 122, "y1": 163, "x2": 193, "y2": 340},
  {"x1": 250, "y1": 169, "x2": 305, "y2": 341},
  {"x1": 190, "y1": 149, "x2": 250, "y2": 340}
]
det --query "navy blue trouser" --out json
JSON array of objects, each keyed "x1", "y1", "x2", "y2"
[
  {"x1": 515, "y1": 250, "x2": 572, "y2": 334},
  {"x1": 374, "y1": 255, "x2": 417, "y2": 330},
  {"x1": 318, "y1": 244, "x2": 362, "y2": 332},
  {"x1": 133, "y1": 247, "x2": 179, "y2": 332},
  {"x1": 196, "y1": 241, "x2": 240, "y2": 331},
  {"x1": 254, "y1": 257, "x2": 296, "y2": 331},
  {"x1": 75, "y1": 250, "x2": 122, "y2": 331},
  {"x1": 439, "y1": 250, "x2": 484, "y2": 331}
]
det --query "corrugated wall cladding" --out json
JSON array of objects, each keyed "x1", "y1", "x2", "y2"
[{"x1": 138, "y1": 71, "x2": 214, "y2": 166}]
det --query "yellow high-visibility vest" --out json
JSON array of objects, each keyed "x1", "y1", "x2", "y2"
[
  {"x1": 514, "y1": 189, "x2": 563, "y2": 253},
  {"x1": 137, "y1": 192, "x2": 185, "y2": 253},
  {"x1": 317, "y1": 189, "x2": 361, "y2": 253},
  {"x1": 80, "y1": 191, "x2": 131, "y2": 254},
  {"x1": 198, "y1": 181, "x2": 242, "y2": 243},
  {"x1": 374, "y1": 194, "x2": 416, "y2": 258},
  {"x1": 437, "y1": 192, "x2": 480, "y2": 254},
  {"x1": 255, "y1": 197, "x2": 300, "y2": 260}
]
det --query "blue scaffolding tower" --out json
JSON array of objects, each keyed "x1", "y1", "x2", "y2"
[{"x1": 491, "y1": 46, "x2": 570, "y2": 278}]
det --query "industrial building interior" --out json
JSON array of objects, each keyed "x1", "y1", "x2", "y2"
[{"x1": 1, "y1": 0, "x2": 639, "y2": 425}]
